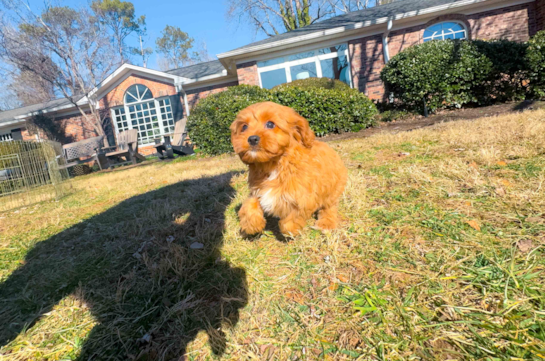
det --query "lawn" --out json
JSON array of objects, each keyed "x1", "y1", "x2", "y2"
[{"x1": 1, "y1": 109, "x2": 544, "y2": 360}]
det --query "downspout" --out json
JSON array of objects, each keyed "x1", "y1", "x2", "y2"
[
  {"x1": 382, "y1": 18, "x2": 394, "y2": 103},
  {"x1": 382, "y1": 17, "x2": 393, "y2": 64},
  {"x1": 175, "y1": 81, "x2": 190, "y2": 117}
]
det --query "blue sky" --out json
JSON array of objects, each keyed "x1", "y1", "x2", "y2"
[{"x1": 26, "y1": 0, "x2": 267, "y2": 69}]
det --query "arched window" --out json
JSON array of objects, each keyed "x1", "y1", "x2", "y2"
[
  {"x1": 111, "y1": 84, "x2": 176, "y2": 146},
  {"x1": 124, "y1": 84, "x2": 154, "y2": 104},
  {"x1": 423, "y1": 21, "x2": 467, "y2": 42}
]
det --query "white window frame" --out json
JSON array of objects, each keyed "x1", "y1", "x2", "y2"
[
  {"x1": 111, "y1": 89, "x2": 176, "y2": 147},
  {"x1": 257, "y1": 43, "x2": 352, "y2": 88},
  {"x1": 423, "y1": 21, "x2": 468, "y2": 42},
  {"x1": 0, "y1": 131, "x2": 13, "y2": 142}
]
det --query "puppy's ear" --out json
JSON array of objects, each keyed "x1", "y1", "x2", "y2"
[
  {"x1": 230, "y1": 119, "x2": 240, "y2": 134},
  {"x1": 289, "y1": 110, "x2": 315, "y2": 148}
]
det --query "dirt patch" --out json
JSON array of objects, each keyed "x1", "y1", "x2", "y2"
[{"x1": 322, "y1": 100, "x2": 545, "y2": 142}]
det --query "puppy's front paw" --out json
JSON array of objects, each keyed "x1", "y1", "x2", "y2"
[
  {"x1": 240, "y1": 213, "x2": 266, "y2": 235},
  {"x1": 279, "y1": 216, "x2": 305, "y2": 236},
  {"x1": 316, "y1": 207, "x2": 338, "y2": 231},
  {"x1": 315, "y1": 217, "x2": 337, "y2": 230},
  {"x1": 239, "y1": 197, "x2": 266, "y2": 235}
]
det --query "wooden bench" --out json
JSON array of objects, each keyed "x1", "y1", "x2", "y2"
[{"x1": 59, "y1": 135, "x2": 107, "y2": 171}]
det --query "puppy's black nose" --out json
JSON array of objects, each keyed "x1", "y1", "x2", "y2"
[{"x1": 248, "y1": 135, "x2": 260, "y2": 146}]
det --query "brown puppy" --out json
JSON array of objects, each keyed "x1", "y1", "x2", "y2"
[{"x1": 230, "y1": 102, "x2": 348, "y2": 236}]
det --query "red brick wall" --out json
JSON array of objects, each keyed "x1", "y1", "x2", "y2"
[
  {"x1": 185, "y1": 81, "x2": 239, "y2": 110},
  {"x1": 21, "y1": 128, "x2": 36, "y2": 141},
  {"x1": 99, "y1": 74, "x2": 177, "y2": 109},
  {"x1": 56, "y1": 113, "x2": 99, "y2": 142},
  {"x1": 353, "y1": 3, "x2": 537, "y2": 99},
  {"x1": 388, "y1": 4, "x2": 536, "y2": 58},
  {"x1": 469, "y1": 3, "x2": 536, "y2": 40},
  {"x1": 349, "y1": 34, "x2": 386, "y2": 100},
  {"x1": 21, "y1": 112, "x2": 98, "y2": 143},
  {"x1": 236, "y1": 61, "x2": 260, "y2": 86},
  {"x1": 537, "y1": 0, "x2": 545, "y2": 32}
]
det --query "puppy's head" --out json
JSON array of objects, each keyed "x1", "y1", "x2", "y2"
[{"x1": 230, "y1": 102, "x2": 315, "y2": 164}]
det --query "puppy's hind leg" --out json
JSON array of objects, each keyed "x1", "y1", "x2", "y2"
[
  {"x1": 239, "y1": 197, "x2": 266, "y2": 235},
  {"x1": 315, "y1": 205, "x2": 339, "y2": 230}
]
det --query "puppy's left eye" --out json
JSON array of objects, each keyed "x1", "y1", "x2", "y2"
[
  {"x1": 241, "y1": 124, "x2": 248, "y2": 132},
  {"x1": 265, "y1": 121, "x2": 275, "y2": 129}
]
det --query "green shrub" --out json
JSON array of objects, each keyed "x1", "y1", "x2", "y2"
[
  {"x1": 186, "y1": 85, "x2": 272, "y2": 155},
  {"x1": 187, "y1": 84, "x2": 377, "y2": 155},
  {"x1": 527, "y1": 30, "x2": 545, "y2": 98},
  {"x1": 272, "y1": 86, "x2": 376, "y2": 136},
  {"x1": 473, "y1": 39, "x2": 529, "y2": 101},
  {"x1": 273, "y1": 77, "x2": 351, "y2": 91},
  {"x1": 381, "y1": 40, "x2": 494, "y2": 112}
]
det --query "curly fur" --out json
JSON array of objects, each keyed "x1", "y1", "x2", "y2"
[{"x1": 230, "y1": 102, "x2": 348, "y2": 236}]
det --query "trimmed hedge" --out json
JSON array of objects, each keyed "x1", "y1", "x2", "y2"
[
  {"x1": 381, "y1": 40, "x2": 493, "y2": 112},
  {"x1": 186, "y1": 84, "x2": 377, "y2": 155},
  {"x1": 381, "y1": 31, "x2": 545, "y2": 112},
  {"x1": 273, "y1": 86, "x2": 376, "y2": 136},
  {"x1": 185, "y1": 85, "x2": 272, "y2": 155},
  {"x1": 273, "y1": 77, "x2": 351, "y2": 91},
  {"x1": 527, "y1": 31, "x2": 545, "y2": 98},
  {"x1": 473, "y1": 39, "x2": 529, "y2": 102}
]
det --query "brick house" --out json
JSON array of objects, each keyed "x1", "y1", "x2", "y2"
[{"x1": 0, "y1": 0, "x2": 543, "y2": 155}]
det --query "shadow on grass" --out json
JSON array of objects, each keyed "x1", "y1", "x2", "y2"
[
  {"x1": 512, "y1": 100, "x2": 536, "y2": 111},
  {"x1": 0, "y1": 172, "x2": 247, "y2": 360}
]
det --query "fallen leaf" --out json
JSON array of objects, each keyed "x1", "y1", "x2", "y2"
[
  {"x1": 465, "y1": 201, "x2": 472, "y2": 207},
  {"x1": 469, "y1": 161, "x2": 478, "y2": 169},
  {"x1": 526, "y1": 217, "x2": 544, "y2": 224},
  {"x1": 328, "y1": 282, "x2": 339, "y2": 292},
  {"x1": 495, "y1": 187, "x2": 506, "y2": 196},
  {"x1": 496, "y1": 161, "x2": 507, "y2": 166},
  {"x1": 466, "y1": 220, "x2": 481, "y2": 231},
  {"x1": 260, "y1": 344, "x2": 275, "y2": 357},
  {"x1": 285, "y1": 290, "x2": 305, "y2": 304},
  {"x1": 516, "y1": 239, "x2": 534, "y2": 253},
  {"x1": 501, "y1": 179, "x2": 512, "y2": 187},
  {"x1": 337, "y1": 274, "x2": 350, "y2": 283}
]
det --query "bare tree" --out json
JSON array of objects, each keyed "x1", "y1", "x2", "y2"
[
  {"x1": 0, "y1": 3, "x2": 121, "y2": 143},
  {"x1": 11, "y1": 69, "x2": 56, "y2": 106},
  {"x1": 328, "y1": 0, "x2": 372, "y2": 13},
  {"x1": 193, "y1": 40, "x2": 215, "y2": 63},
  {"x1": 155, "y1": 56, "x2": 171, "y2": 72},
  {"x1": 227, "y1": 0, "x2": 374, "y2": 37},
  {"x1": 130, "y1": 35, "x2": 153, "y2": 68}
]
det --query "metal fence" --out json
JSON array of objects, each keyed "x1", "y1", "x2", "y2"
[{"x1": 0, "y1": 140, "x2": 71, "y2": 212}]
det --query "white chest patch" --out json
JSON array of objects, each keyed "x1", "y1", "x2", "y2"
[
  {"x1": 267, "y1": 170, "x2": 278, "y2": 181},
  {"x1": 259, "y1": 189, "x2": 276, "y2": 214}
]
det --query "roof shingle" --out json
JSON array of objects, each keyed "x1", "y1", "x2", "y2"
[{"x1": 228, "y1": 0, "x2": 464, "y2": 52}]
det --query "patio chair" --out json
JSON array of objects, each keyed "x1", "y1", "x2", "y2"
[
  {"x1": 58, "y1": 135, "x2": 108, "y2": 171},
  {"x1": 103, "y1": 129, "x2": 146, "y2": 168},
  {"x1": 153, "y1": 119, "x2": 194, "y2": 159}
]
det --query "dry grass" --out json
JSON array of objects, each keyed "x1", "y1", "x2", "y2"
[{"x1": 1, "y1": 109, "x2": 544, "y2": 360}]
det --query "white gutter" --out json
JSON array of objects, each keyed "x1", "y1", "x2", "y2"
[
  {"x1": 382, "y1": 17, "x2": 393, "y2": 63},
  {"x1": 179, "y1": 70, "x2": 229, "y2": 86},
  {"x1": 217, "y1": 0, "x2": 492, "y2": 59}
]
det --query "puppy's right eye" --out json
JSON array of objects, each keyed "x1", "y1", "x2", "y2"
[{"x1": 241, "y1": 124, "x2": 248, "y2": 132}]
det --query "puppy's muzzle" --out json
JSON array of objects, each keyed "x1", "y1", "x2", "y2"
[{"x1": 248, "y1": 135, "x2": 260, "y2": 146}]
